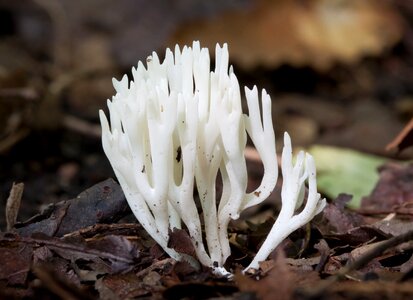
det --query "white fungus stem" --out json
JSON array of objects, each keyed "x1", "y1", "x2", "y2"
[{"x1": 243, "y1": 133, "x2": 326, "y2": 272}]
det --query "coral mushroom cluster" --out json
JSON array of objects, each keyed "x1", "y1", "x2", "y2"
[{"x1": 99, "y1": 41, "x2": 325, "y2": 274}]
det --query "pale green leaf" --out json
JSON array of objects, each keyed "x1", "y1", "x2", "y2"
[{"x1": 308, "y1": 145, "x2": 388, "y2": 208}]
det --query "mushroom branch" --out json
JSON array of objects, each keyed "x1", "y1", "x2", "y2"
[{"x1": 99, "y1": 41, "x2": 326, "y2": 275}]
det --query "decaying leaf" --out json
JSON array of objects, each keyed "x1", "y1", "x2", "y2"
[
  {"x1": 361, "y1": 162, "x2": 413, "y2": 212},
  {"x1": 33, "y1": 263, "x2": 94, "y2": 300},
  {"x1": 15, "y1": 178, "x2": 130, "y2": 237},
  {"x1": 168, "y1": 228, "x2": 197, "y2": 257},
  {"x1": 309, "y1": 145, "x2": 387, "y2": 208},
  {"x1": 371, "y1": 219, "x2": 413, "y2": 237},
  {"x1": 96, "y1": 272, "x2": 150, "y2": 299},
  {"x1": 0, "y1": 243, "x2": 32, "y2": 285},
  {"x1": 171, "y1": 0, "x2": 403, "y2": 70},
  {"x1": 323, "y1": 194, "x2": 363, "y2": 234},
  {"x1": 236, "y1": 251, "x2": 292, "y2": 300}
]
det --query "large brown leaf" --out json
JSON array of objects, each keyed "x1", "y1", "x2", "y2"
[{"x1": 172, "y1": 0, "x2": 403, "y2": 70}]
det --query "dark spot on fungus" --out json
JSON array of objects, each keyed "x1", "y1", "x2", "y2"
[
  {"x1": 141, "y1": 165, "x2": 146, "y2": 173},
  {"x1": 176, "y1": 146, "x2": 182, "y2": 163},
  {"x1": 254, "y1": 191, "x2": 261, "y2": 197}
]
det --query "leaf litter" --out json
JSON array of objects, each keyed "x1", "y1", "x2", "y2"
[{"x1": 3, "y1": 160, "x2": 413, "y2": 299}]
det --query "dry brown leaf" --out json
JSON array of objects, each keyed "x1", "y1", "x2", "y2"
[
  {"x1": 361, "y1": 162, "x2": 413, "y2": 212},
  {"x1": 0, "y1": 243, "x2": 32, "y2": 285},
  {"x1": 172, "y1": 0, "x2": 403, "y2": 70},
  {"x1": 323, "y1": 194, "x2": 363, "y2": 234},
  {"x1": 167, "y1": 228, "x2": 197, "y2": 257},
  {"x1": 235, "y1": 249, "x2": 295, "y2": 300},
  {"x1": 15, "y1": 179, "x2": 130, "y2": 237}
]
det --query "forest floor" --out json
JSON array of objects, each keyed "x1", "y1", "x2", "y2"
[{"x1": 2, "y1": 1, "x2": 413, "y2": 299}]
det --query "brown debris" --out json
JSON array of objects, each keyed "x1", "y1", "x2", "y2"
[
  {"x1": 323, "y1": 194, "x2": 363, "y2": 234},
  {"x1": 5, "y1": 182, "x2": 24, "y2": 231},
  {"x1": 167, "y1": 228, "x2": 197, "y2": 257},
  {"x1": 172, "y1": 0, "x2": 403, "y2": 70},
  {"x1": 361, "y1": 162, "x2": 413, "y2": 212},
  {"x1": 235, "y1": 249, "x2": 315, "y2": 300},
  {"x1": 15, "y1": 178, "x2": 130, "y2": 237},
  {"x1": 386, "y1": 117, "x2": 413, "y2": 153},
  {"x1": 33, "y1": 263, "x2": 95, "y2": 300},
  {"x1": 0, "y1": 242, "x2": 32, "y2": 285}
]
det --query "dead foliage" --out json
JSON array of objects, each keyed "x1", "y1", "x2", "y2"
[{"x1": 172, "y1": 0, "x2": 403, "y2": 70}]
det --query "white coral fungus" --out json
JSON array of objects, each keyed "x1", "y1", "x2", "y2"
[{"x1": 99, "y1": 41, "x2": 326, "y2": 274}]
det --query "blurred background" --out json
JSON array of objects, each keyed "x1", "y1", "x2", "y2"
[{"x1": 0, "y1": 0, "x2": 412, "y2": 228}]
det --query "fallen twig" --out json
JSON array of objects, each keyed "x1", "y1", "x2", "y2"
[
  {"x1": 5, "y1": 182, "x2": 24, "y2": 231},
  {"x1": 302, "y1": 229, "x2": 413, "y2": 298}
]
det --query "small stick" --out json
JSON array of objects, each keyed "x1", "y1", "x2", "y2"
[
  {"x1": 5, "y1": 182, "x2": 24, "y2": 231},
  {"x1": 303, "y1": 229, "x2": 413, "y2": 298}
]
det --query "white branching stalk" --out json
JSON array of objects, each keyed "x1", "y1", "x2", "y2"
[
  {"x1": 244, "y1": 133, "x2": 326, "y2": 271},
  {"x1": 99, "y1": 41, "x2": 325, "y2": 275}
]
